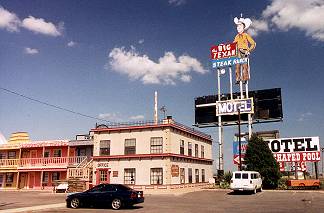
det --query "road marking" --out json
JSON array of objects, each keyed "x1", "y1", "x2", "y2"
[{"x1": 0, "y1": 203, "x2": 65, "y2": 213}]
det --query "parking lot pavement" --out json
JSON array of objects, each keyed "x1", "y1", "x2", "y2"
[{"x1": 1, "y1": 190, "x2": 324, "y2": 213}]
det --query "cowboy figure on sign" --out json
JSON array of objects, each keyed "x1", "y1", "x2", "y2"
[{"x1": 233, "y1": 16, "x2": 256, "y2": 84}]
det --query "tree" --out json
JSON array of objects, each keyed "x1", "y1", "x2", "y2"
[{"x1": 244, "y1": 134, "x2": 281, "y2": 189}]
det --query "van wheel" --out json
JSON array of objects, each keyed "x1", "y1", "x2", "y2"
[{"x1": 253, "y1": 188, "x2": 257, "y2": 194}]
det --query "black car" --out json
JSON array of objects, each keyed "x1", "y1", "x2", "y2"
[{"x1": 66, "y1": 184, "x2": 144, "y2": 210}]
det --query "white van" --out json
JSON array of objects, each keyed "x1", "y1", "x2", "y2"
[{"x1": 230, "y1": 171, "x2": 262, "y2": 194}]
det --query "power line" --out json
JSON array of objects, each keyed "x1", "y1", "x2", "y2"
[{"x1": 0, "y1": 86, "x2": 111, "y2": 123}]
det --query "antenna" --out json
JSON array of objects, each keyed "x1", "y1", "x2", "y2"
[
  {"x1": 160, "y1": 105, "x2": 167, "y2": 119},
  {"x1": 154, "y1": 91, "x2": 158, "y2": 123}
]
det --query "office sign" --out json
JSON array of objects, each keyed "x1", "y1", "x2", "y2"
[
  {"x1": 216, "y1": 98, "x2": 253, "y2": 116},
  {"x1": 265, "y1": 137, "x2": 320, "y2": 162}
]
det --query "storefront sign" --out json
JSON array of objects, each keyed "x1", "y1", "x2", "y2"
[
  {"x1": 233, "y1": 137, "x2": 248, "y2": 165},
  {"x1": 216, "y1": 98, "x2": 253, "y2": 116},
  {"x1": 97, "y1": 162, "x2": 109, "y2": 168},
  {"x1": 265, "y1": 137, "x2": 320, "y2": 162},
  {"x1": 171, "y1": 165, "x2": 179, "y2": 177},
  {"x1": 113, "y1": 171, "x2": 118, "y2": 177}
]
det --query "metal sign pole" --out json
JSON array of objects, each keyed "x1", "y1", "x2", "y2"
[
  {"x1": 238, "y1": 108, "x2": 242, "y2": 171},
  {"x1": 217, "y1": 69, "x2": 224, "y2": 174},
  {"x1": 246, "y1": 58, "x2": 252, "y2": 139},
  {"x1": 229, "y1": 66, "x2": 233, "y2": 100}
]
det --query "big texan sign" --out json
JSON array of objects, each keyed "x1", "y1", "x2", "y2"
[{"x1": 265, "y1": 137, "x2": 321, "y2": 162}]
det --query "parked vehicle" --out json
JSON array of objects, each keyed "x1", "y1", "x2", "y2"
[
  {"x1": 66, "y1": 184, "x2": 144, "y2": 210},
  {"x1": 230, "y1": 171, "x2": 262, "y2": 194}
]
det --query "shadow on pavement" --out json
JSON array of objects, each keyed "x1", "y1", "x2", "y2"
[{"x1": 227, "y1": 191, "x2": 255, "y2": 195}]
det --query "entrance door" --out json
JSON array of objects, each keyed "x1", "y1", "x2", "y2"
[
  {"x1": 29, "y1": 172, "x2": 35, "y2": 188},
  {"x1": 96, "y1": 169, "x2": 110, "y2": 185},
  {"x1": 19, "y1": 173, "x2": 27, "y2": 189}
]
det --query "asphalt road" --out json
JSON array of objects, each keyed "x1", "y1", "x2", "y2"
[{"x1": 1, "y1": 190, "x2": 324, "y2": 213}]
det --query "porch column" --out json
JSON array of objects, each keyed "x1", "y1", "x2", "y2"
[
  {"x1": 16, "y1": 172, "x2": 20, "y2": 189},
  {"x1": 40, "y1": 171, "x2": 43, "y2": 190}
]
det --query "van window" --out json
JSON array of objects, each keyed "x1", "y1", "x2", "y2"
[
  {"x1": 242, "y1": 173, "x2": 248, "y2": 179},
  {"x1": 251, "y1": 174, "x2": 255, "y2": 179},
  {"x1": 235, "y1": 173, "x2": 241, "y2": 179}
]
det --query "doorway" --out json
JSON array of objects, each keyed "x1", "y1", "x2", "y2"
[{"x1": 19, "y1": 173, "x2": 27, "y2": 189}]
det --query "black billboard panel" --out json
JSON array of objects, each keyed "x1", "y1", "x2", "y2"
[{"x1": 194, "y1": 88, "x2": 283, "y2": 127}]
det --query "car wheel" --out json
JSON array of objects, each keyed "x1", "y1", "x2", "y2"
[
  {"x1": 112, "y1": 198, "x2": 122, "y2": 210},
  {"x1": 70, "y1": 198, "x2": 81, "y2": 209},
  {"x1": 253, "y1": 188, "x2": 257, "y2": 194}
]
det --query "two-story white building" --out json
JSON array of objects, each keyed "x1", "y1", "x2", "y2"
[{"x1": 91, "y1": 118, "x2": 213, "y2": 190}]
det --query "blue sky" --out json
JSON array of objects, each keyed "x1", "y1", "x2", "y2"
[{"x1": 0, "y1": 0, "x2": 324, "y2": 171}]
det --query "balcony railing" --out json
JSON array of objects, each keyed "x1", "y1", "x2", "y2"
[
  {"x1": 68, "y1": 167, "x2": 92, "y2": 180},
  {"x1": 0, "y1": 159, "x2": 19, "y2": 168},
  {"x1": 18, "y1": 156, "x2": 87, "y2": 168}
]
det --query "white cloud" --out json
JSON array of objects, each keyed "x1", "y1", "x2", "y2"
[
  {"x1": 22, "y1": 16, "x2": 63, "y2": 37},
  {"x1": 0, "y1": 6, "x2": 20, "y2": 32},
  {"x1": 138, "y1": 39, "x2": 144, "y2": 44},
  {"x1": 129, "y1": 115, "x2": 145, "y2": 120},
  {"x1": 250, "y1": 0, "x2": 324, "y2": 41},
  {"x1": 298, "y1": 112, "x2": 313, "y2": 122},
  {"x1": 24, "y1": 47, "x2": 39, "y2": 55},
  {"x1": 168, "y1": 0, "x2": 186, "y2": 6},
  {"x1": 107, "y1": 47, "x2": 207, "y2": 85},
  {"x1": 67, "y1": 41, "x2": 77, "y2": 47},
  {"x1": 98, "y1": 113, "x2": 123, "y2": 122}
]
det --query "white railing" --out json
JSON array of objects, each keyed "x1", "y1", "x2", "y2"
[
  {"x1": 19, "y1": 156, "x2": 87, "y2": 168},
  {"x1": 68, "y1": 167, "x2": 92, "y2": 180},
  {"x1": 0, "y1": 159, "x2": 19, "y2": 168}
]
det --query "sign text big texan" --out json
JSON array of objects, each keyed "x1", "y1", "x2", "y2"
[{"x1": 210, "y1": 43, "x2": 247, "y2": 68}]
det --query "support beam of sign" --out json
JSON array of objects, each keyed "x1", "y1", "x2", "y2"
[{"x1": 217, "y1": 68, "x2": 224, "y2": 175}]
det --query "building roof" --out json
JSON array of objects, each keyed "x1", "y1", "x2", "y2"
[{"x1": 91, "y1": 119, "x2": 212, "y2": 141}]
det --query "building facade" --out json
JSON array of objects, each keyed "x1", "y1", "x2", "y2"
[{"x1": 91, "y1": 118, "x2": 213, "y2": 189}]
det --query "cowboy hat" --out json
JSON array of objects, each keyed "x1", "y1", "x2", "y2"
[{"x1": 234, "y1": 17, "x2": 252, "y2": 30}]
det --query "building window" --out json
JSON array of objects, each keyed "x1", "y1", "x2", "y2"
[
  {"x1": 100, "y1": 140, "x2": 111, "y2": 156},
  {"x1": 43, "y1": 172, "x2": 49, "y2": 183},
  {"x1": 100, "y1": 170, "x2": 108, "y2": 182},
  {"x1": 202, "y1": 169, "x2": 205, "y2": 182},
  {"x1": 150, "y1": 137, "x2": 163, "y2": 154},
  {"x1": 124, "y1": 168, "x2": 136, "y2": 185},
  {"x1": 150, "y1": 168, "x2": 163, "y2": 185},
  {"x1": 188, "y1": 142, "x2": 192, "y2": 156},
  {"x1": 0, "y1": 152, "x2": 6, "y2": 159},
  {"x1": 180, "y1": 168, "x2": 185, "y2": 184},
  {"x1": 195, "y1": 144, "x2": 198, "y2": 157},
  {"x1": 195, "y1": 169, "x2": 199, "y2": 183},
  {"x1": 8, "y1": 151, "x2": 16, "y2": 159},
  {"x1": 44, "y1": 150, "x2": 50, "y2": 157},
  {"x1": 52, "y1": 172, "x2": 60, "y2": 181},
  {"x1": 125, "y1": 139, "x2": 136, "y2": 155},
  {"x1": 180, "y1": 140, "x2": 185, "y2": 155},
  {"x1": 53, "y1": 150, "x2": 62, "y2": 157},
  {"x1": 188, "y1": 168, "x2": 192, "y2": 183},
  {"x1": 6, "y1": 173, "x2": 14, "y2": 183},
  {"x1": 201, "y1": 145, "x2": 205, "y2": 158}
]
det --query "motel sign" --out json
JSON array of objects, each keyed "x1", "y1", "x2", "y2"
[{"x1": 216, "y1": 98, "x2": 253, "y2": 116}]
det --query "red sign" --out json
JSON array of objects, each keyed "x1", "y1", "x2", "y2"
[
  {"x1": 233, "y1": 154, "x2": 245, "y2": 165},
  {"x1": 273, "y1": 151, "x2": 320, "y2": 162},
  {"x1": 210, "y1": 43, "x2": 237, "y2": 60}
]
